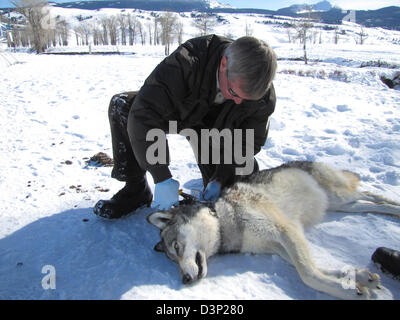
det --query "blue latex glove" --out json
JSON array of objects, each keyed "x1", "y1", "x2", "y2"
[
  {"x1": 152, "y1": 178, "x2": 180, "y2": 210},
  {"x1": 202, "y1": 181, "x2": 221, "y2": 202}
]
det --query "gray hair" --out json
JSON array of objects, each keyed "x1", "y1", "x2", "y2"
[{"x1": 224, "y1": 36, "x2": 277, "y2": 100}]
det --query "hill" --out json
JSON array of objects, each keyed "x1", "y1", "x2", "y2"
[
  {"x1": 50, "y1": 0, "x2": 400, "y2": 30},
  {"x1": 1, "y1": 0, "x2": 399, "y2": 30},
  {"x1": 53, "y1": 0, "x2": 209, "y2": 12}
]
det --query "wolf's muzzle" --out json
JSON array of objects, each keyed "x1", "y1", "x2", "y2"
[{"x1": 182, "y1": 251, "x2": 204, "y2": 284}]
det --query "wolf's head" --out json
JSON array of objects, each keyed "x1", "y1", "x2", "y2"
[{"x1": 147, "y1": 204, "x2": 220, "y2": 284}]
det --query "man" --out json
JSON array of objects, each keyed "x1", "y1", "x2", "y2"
[{"x1": 93, "y1": 34, "x2": 277, "y2": 219}]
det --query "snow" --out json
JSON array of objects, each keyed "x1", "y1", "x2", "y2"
[
  {"x1": 205, "y1": 0, "x2": 234, "y2": 9},
  {"x1": 0, "y1": 8, "x2": 400, "y2": 300}
]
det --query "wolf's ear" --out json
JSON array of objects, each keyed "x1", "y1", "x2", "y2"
[
  {"x1": 147, "y1": 211, "x2": 173, "y2": 230},
  {"x1": 154, "y1": 241, "x2": 165, "y2": 252}
]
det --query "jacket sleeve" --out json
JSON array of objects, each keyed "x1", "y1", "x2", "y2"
[
  {"x1": 210, "y1": 84, "x2": 276, "y2": 188},
  {"x1": 127, "y1": 45, "x2": 197, "y2": 184}
]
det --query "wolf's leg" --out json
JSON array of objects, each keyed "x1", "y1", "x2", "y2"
[
  {"x1": 360, "y1": 191, "x2": 400, "y2": 206},
  {"x1": 273, "y1": 241, "x2": 382, "y2": 295},
  {"x1": 336, "y1": 192, "x2": 400, "y2": 217},
  {"x1": 272, "y1": 243, "x2": 375, "y2": 285},
  {"x1": 274, "y1": 219, "x2": 381, "y2": 299},
  {"x1": 271, "y1": 243, "x2": 292, "y2": 264}
]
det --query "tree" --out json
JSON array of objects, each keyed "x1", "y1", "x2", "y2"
[
  {"x1": 286, "y1": 27, "x2": 293, "y2": 43},
  {"x1": 137, "y1": 20, "x2": 145, "y2": 45},
  {"x1": 175, "y1": 20, "x2": 183, "y2": 45},
  {"x1": 92, "y1": 22, "x2": 102, "y2": 46},
  {"x1": 11, "y1": 0, "x2": 52, "y2": 53},
  {"x1": 153, "y1": 16, "x2": 160, "y2": 45},
  {"x1": 127, "y1": 13, "x2": 137, "y2": 45},
  {"x1": 46, "y1": 22, "x2": 56, "y2": 47},
  {"x1": 333, "y1": 27, "x2": 340, "y2": 44},
  {"x1": 57, "y1": 19, "x2": 69, "y2": 46},
  {"x1": 294, "y1": 21, "x2": 313, "y2": 64},
  {"x1": 74, "y1": 21, "x2": 91, "y2": 46},
  {"x1": 245, "y1": 20, "x2": 253, "y2": 37},
  {"x1": 355, "y1": 26, "x2": 368, "y2": 45},
  {"x1": 293, "y1": 6, "x2": 315, "y2": 64},
  {"x1": 107, "y1": 16, "x2": 118, "y2": 46},
  {"x1": 117, "y1": 14, "x2": 127, "y2": 46},
  {"x1": 192, "y1": 13, "x2": 217, "y2": 36},
  {"x1": 99, "y1": 16, "x2": 109, "y2": 45},
  {"x1": 147, "y1": 21, "x2": 153, "y2": 45},
  {"x1": 7, "y1": 30, "x2": 14, "y2": 49},
  {"x1": 159, "y1": 11, "x2": 178, "y2": 55}
]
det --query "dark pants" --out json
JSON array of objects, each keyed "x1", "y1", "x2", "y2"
[
  {"x1": 108, "y1": 92, "x2": 146, "y2": 182},
  {"x1": 108, "y1": 92, "x2": 258, "y2": 188}
]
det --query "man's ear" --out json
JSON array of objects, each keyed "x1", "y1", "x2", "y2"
[
  {"x1": 147, "y1": 211, "x2": 173, "y2": 230},
  {"x1": 220, "y1": 55, "x2": 228, "y2": 72}
]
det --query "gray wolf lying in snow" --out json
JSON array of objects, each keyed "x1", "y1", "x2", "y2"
[{"x1": 147, "y1": 161, "x2": 400, "y2": 299}]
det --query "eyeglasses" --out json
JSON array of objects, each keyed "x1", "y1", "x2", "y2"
[
  {"x1": 227, "y1": 78, "x2": 244, "y2": 100},
  {"x1": 228, "y1": 87, "x2": 241, "y2": 98},
  {"x1": 226, "y1": 67, "x2": 245, "y2": 100}
]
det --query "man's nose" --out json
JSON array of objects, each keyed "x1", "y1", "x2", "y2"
[{"x1": 233, "y1": 97, "x2": 243, "y2": 105}]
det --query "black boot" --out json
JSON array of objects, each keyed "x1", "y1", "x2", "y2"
[
  {"x1": 371, "y1": 247, "x2": 400, "y2": 278},
  {"x1": 93, "y1": 180, "x2": 152, "y2": 219}
]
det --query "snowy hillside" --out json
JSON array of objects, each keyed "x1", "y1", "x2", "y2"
[
  {"x1": 0, "y1": 7, "x2": 400, "y2": 300},
  {"x1": 205, "y1": 0, "x2": 233, "y2": 9}
]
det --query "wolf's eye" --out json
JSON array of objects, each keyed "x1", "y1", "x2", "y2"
[{"x1": 173, "y1": 241, "x2": 180, "y2": 255}]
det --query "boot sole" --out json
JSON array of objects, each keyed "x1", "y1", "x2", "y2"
[{"x1": 93, "y1": 197, "x2": 152, "y2": 219}]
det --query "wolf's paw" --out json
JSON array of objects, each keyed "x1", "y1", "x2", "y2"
[
  {"x1": 339, "y1": 267, "x2": 382, "y2": 299},
  {"x1": 353, "y1": 268, "x2": 382, "y2": 299},
  {"x1": 356, "y1": 268, "x2": 381, "y2": 289}
]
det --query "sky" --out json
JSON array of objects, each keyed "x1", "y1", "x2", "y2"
[
  {"x1": 221, "y1": 0, "x2": 400, "y2": 11},
  {"x1": 0, "y1": 0, "x2": 399, "y2": 10}
]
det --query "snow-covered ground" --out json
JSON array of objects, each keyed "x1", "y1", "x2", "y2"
[{"x1": 0, "y1": 8, "x2": 400, "y2": 300}]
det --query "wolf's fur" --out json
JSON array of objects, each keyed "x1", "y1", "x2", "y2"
[{"x1": 147, "y1": 161, "x2": 400, "y2": 299}]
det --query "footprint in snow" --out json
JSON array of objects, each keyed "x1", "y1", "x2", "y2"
[
  {"x1": 312, "y1": 104, "x2": 331, "y2": 113},
  {"x1": 337, "y1": 105, "x2": 351, "y2": 112},
  {"x1": 323, "y1": 144, "x2": 347, "y2": 156},
  {"x1": 282, "y1": 148, "x2": 300, "y2": 156},
  {"x1": 324, "y1": 129, "x2": 337, "y2": 134},
  {"x1": 347, "y1": 137, "x2": 360, "y2": 148}
]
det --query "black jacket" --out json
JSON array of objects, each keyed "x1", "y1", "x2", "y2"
[{"x1": 128, "y1": 34, "x2": 276, "y2": 187}]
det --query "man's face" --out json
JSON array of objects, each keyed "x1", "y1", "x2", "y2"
[{"x1": 218, "y1": 56, "x2": 252, "y2": 105}]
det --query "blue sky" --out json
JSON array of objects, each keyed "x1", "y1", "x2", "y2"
[
  {"x1": 1, "y1": 0, "x2": 399, "y2": 10},
  {"x1": 221, "y1": 1, "x2": 400, "y2": 10}
]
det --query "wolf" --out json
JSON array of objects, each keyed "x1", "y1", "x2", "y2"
[{"x1": 147, "y1": 161, "x2": 400, "y2": 299}]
